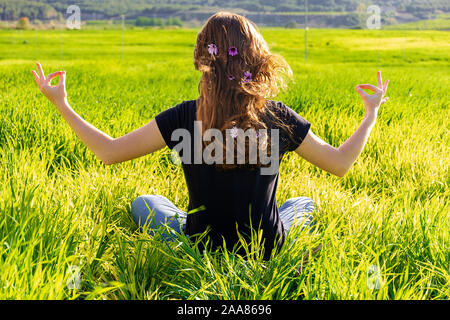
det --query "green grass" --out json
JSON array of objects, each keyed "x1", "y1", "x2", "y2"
[
  {"x1": 0, "y1": 28, "x2": 449, "y2": 299},
  {"x1": 385, "y1": 14, "x2": 450, "y2": 31}
]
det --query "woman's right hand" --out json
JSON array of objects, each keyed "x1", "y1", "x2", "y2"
[{"x1": 355, "y1": 71, "x2": 389, "y2": 116}]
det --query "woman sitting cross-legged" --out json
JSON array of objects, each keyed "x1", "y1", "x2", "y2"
[{"x1": 32, "y1": 12, "x2": 389, "y2": 265}]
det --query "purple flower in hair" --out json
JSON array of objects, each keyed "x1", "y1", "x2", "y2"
[
  {"x1": 228, "y1": 74, "x2": 235, "y2": 81},
  {"x1": 243, "y1": 71, "x2": 252, "y2": 83},
  {"x1": 208, "y1": 43, "x2": 218, "y2": 56},
  {"x1": 228, "y1": 46, "x2": 238, "y2": 56}
]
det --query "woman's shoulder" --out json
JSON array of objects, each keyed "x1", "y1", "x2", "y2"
[
  {"x1": 161, "y1": 99, "x2": 197, "y2": 120},
  {"x1": 263, "y1": 99, "x2": 310, "y2": 131},
  {"x1": 156, "y1": 99, "x2": 197, "y2": 128},
  {"x1": 264, "y1": 99, "x2": 295, "y2": 120},
  {"x1": 174, "y1": 99, "x2": 197, "y2": 111}
]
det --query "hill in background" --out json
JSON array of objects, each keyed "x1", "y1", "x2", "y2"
[{"x1": 0, "y1": 0, "x2": 449, "y2": 29}]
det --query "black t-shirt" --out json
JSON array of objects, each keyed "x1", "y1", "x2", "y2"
[{"x1": 155, "y1": 99, "x2": 311, "y2": 259}]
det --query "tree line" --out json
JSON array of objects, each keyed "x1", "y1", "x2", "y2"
[{"x1": 0, "y1": 0, "x2": 448, "y2": 22}]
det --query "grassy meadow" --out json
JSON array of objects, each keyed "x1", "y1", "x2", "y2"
[
  {"x1": 384, "y1": 14, "x2": 450, "y2": 31},
  {"x1": 0, "y1": 27, "x2": 449, "y2": 299}
]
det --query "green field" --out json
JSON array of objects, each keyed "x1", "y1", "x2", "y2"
[
  {"x1": 0, "y1": 28, "x2": 449, "y2": 299},
  {"x1": 385, "y1": 14, "x2": 450, "y2": 31}
]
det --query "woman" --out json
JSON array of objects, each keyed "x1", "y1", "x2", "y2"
[{"x1": 32, "y1": 12, "x2": 389, "y2": 261}]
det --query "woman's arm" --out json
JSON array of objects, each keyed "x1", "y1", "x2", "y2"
[
  {"x1": 32, "y1": 63, "x2": 166, "y2": 165},
  {"x1": 295, "y1": 71, "x2": 389, "y2": 177}
]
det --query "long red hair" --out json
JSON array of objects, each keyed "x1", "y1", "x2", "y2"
[{"x1": 194, "y1": 12, "x2": 293, "y2": 169}]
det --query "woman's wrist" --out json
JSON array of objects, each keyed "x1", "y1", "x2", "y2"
[
  {"x1": 364, "y1": 109, "x2": 378, "y2": 122},
  {"x1": 53, "y1": 97, "x2": 69, "y2": 109}
]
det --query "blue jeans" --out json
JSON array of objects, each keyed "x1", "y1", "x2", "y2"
[{"x1": 131, "y1": 195, "x2": 316, "y2": 240}]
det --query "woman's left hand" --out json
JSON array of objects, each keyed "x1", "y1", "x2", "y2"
[{"x1": 32, "y1": 62, "x2": 67, "y2": 106}]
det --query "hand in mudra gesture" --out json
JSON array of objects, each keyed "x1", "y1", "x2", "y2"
[
  {"x1": 32, "y1": 62, "x2": 67, "y2": 106},
  {"x1": 356, "y1": 71, "x2": 389, "y2": 115}
]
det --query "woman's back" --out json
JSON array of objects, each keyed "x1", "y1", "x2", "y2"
[{"x1": 155, "y1": 99, "x2": 311, "y2": 257}]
